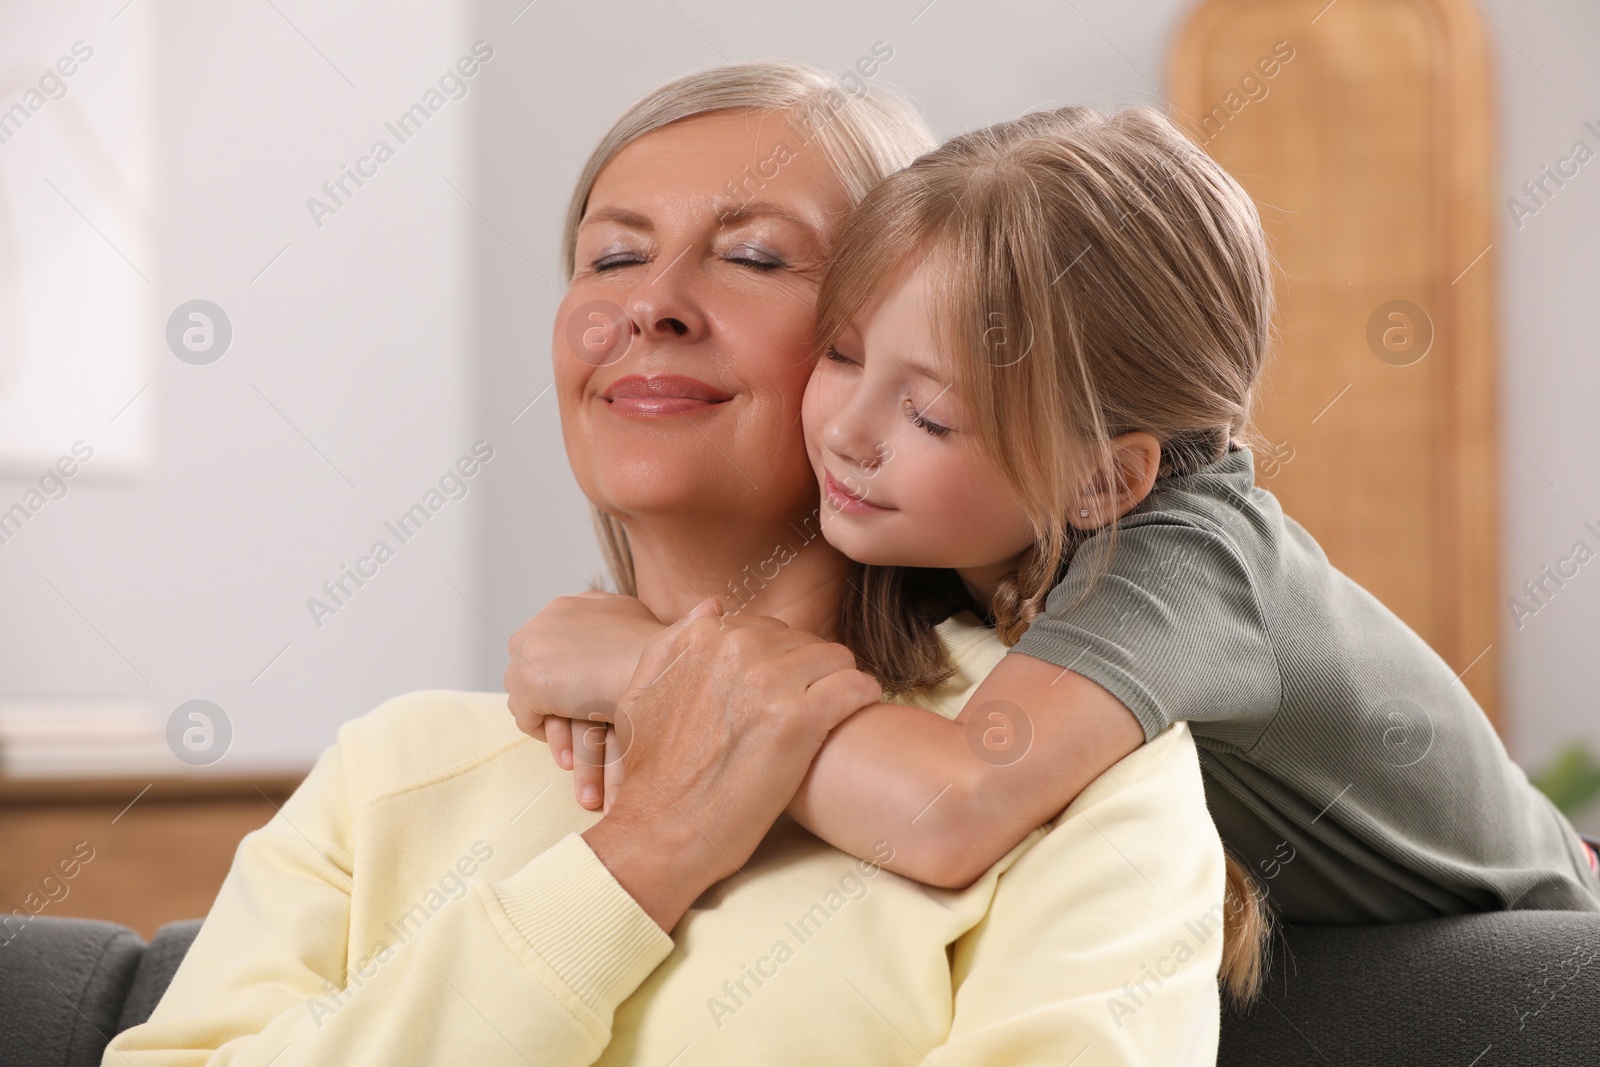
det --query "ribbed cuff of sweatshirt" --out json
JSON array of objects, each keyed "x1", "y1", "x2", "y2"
[{"x1": 490, "y1": 831, "x2": 675, "y2": 1018}]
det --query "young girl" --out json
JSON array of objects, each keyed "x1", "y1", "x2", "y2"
[
  {"x1": 797, "y1": 101, "x2": 1600, "y2": 919},
  {"x1": 522, "y1": 103, "x2": 1600, "y2": 1003}
]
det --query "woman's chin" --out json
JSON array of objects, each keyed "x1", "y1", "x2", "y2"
[{"x1": 588, "y1": 463, "x2": 755, "y2": 523}]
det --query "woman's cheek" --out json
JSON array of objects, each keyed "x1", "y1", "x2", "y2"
[{"x1": 550, "y1": 300, "x2": 594, "y2": 395}]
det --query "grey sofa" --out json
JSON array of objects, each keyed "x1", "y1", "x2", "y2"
[
  {"x1": 0, "y1": 917, "x2": 203, "y2": 1067},
  {"x1": 3, "y1": 912, "x2": 1599, "y2": 1065}
]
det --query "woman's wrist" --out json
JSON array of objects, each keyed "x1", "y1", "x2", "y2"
[{"x1": 581, "y1": 814, "x2": 714, "y2": 933}]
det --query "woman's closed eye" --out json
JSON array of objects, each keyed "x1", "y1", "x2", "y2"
[
  {"x1": 590, "y1": 247, "x2": 786, "y2": 273},
  {"x1": 723, "y1": 245, "x2": 785, "y2": 271},
  {"x1": 591, "y1": 252, "x2": 646, "y2": 272}
]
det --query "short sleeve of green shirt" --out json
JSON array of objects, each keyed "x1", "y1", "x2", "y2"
[
  {"x1": 1011, "y1": 518, "x2": 1281, "y2": 751},
  {"x1": 1006, "y1": 444, "x2": 1600, "y2": 925}
]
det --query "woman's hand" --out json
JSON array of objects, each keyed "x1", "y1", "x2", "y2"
[
  {"x1": 582, "y1": 596, "x2": 883, "y2": 932},
  {"x1": 504, "y1": 591, "x2": 665, "y2": 808}
]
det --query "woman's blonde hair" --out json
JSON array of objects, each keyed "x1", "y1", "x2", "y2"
[
  {"x1": 816, "y1": 103, "x2": 1278, "y2": 1005},
  {"x1": 558, "y1": 59, "x2": 939, "y2": 596}
]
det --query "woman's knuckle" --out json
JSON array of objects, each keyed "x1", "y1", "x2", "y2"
[
  {"x1": 684, "y1": 615, "x2": 721, "y2": 642},
  {"x1": 820, "y1": 642, "x2": 857, "y2": 671},
  {"x1": 851, "y1": 669, "x2": 883, "y2": 700}
]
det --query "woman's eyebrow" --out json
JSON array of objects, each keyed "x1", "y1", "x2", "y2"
[
  {"x1": 581, "y1": 202, "x2": 820, "y2": 239},
  {"x1": 580, "y1": 205, "x2": 653, "y2": 231},
  {"x1": 713, "y1": 202, "x2": 818, "y2": 232}
]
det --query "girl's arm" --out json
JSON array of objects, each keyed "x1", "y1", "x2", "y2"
[
  {"x1": 785, "y1": 651, "x2": 1145, "y2": 887},
  {"x1": 509, "y1": 595, "x2": 1145, "y2": 888}
]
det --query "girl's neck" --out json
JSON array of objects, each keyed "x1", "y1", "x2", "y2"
[
  {"x1": 626, "y1": 508, "x2": 852, "y2": 640},
  {"x1": 956, "y1": 556, "x2": 1025, "y2": 618}
]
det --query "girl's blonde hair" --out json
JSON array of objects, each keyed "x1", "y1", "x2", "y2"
[
  {"x1": 820, "y1": 104, "x2": 1275, "y2": 673},
  {"x1": 558, "y1": 60, "x2": 939, "y2": 596},
  {"x1": 816, "y1": 103, "x2": 1278, "y2": 1005}
]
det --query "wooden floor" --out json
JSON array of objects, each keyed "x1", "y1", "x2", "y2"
[{"x1": 0, "y1": 774, "x2": 306, "y2": 941}]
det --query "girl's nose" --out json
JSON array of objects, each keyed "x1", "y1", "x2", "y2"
[{"x1": 823, "y1": 393, "x2": 886, "y2": 473}]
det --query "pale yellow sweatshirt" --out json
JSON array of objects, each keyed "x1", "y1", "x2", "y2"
[{"x1": 106, "y1": 612, "x2": 1227, "y2": 1066}]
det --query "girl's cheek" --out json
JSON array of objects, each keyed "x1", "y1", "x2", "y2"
[{"x1": 800, "y1": 364, "x2": 839, "y2": 450}]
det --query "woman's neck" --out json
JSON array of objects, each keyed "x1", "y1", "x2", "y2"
[{"x1": 625, "y1": 507, "x2": 852, "y2": 641}]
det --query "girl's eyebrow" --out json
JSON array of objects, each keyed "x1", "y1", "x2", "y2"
[
  {"x1": 900, "y1": 354, "x2": 947, "y2": 385},
  {"x1": 847, "y1": 324, "x2": 950, "y2": 387},
  {"x1": 886, "y1": 343, "x2": 950, "y2": 388}
]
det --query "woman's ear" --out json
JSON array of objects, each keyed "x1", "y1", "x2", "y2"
[{"x1": 1068, "y1": 432, "x2": 1162, "y2": 530}]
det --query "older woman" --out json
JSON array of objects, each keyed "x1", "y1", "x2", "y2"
[{"x1": 106, "y1": 63, "x2": 1229, "y2": 1066}]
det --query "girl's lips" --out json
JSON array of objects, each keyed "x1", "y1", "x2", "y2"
[
  {"x1": 823, "y1": 470, "x2": 891, "y2": 514},
  {"x1": 600, "y1": 374, "x2": 733, "y2": 419}
]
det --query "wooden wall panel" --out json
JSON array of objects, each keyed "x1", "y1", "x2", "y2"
[
  {"x1": 1169, "y1": 0, "x2": 1502, "y2": 726},
  {"x1": 0, "y1": 776, "x2": 304, "y2": 939}
]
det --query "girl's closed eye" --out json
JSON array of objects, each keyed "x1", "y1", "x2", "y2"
[
  {"x1": 906, "y1": 399, "x2": 950, "y2": 438},
  {"x1": 825, "y1": 343, "x2": 953, "y2": 437}
]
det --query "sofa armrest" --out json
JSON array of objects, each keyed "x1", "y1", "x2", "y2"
[
  {"x1": 1222, "y1": 911, "x2": 1600, "y2": 1066},
  {"x1": 8, "y1": 911, "x2": 1597, "y2": 1065},
  {"x1": 0, "y1": 916, "x2": 146, "y2": 1067},
  {"x1": 118, "y1": 918, "x2": 205, "y2": 1033}
]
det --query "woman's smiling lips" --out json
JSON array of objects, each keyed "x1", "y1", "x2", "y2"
[
  {"x1": 823, "y1": 469, "x2": 892, "y2": 514},
  {"x1": 600, "y1": 374, "x2": 734, "y2": 417}
]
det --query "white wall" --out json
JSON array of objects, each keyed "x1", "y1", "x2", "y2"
[
  {"x1": 1, "y1": 0, "x2": 1594, "y2": 779},
  {"x1": 1479, "y1": 0, "x2": 1600, "y2": 781},
  {"x1": 1, "y1": 0, "x2": 482, "y2": 769}
]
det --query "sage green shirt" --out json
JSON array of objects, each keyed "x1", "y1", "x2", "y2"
[{"x1": 1010, "y1": 444, "x2": 1600, "y2": 924}]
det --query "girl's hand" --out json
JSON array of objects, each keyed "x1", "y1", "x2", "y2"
[
  {"x1": 553, "y1": 712, "x2": 625, "y2": 812},
  {"x1": 504, "y1": 589, "x2": 665, "y2": 753}
]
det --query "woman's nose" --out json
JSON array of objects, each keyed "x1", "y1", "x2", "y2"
[{"x1": 624, "y1": 251, "x2": 707, "y2": 342}]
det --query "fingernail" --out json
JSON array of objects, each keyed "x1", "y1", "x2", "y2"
[
  {"x1": 560, "y1": 748, "x2": 572, "y2": 769},
  {"x1": 581, "y1": 785, "x2": 600, "y2": 806}
]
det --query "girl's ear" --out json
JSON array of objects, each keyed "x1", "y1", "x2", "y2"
[{"x1": 1068, "y1": 432, "x2": 1162, "y2": 530}]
